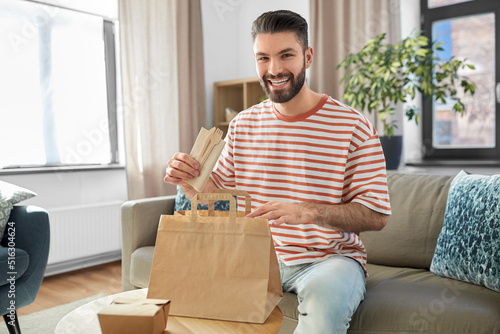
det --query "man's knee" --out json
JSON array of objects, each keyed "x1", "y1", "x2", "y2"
[{"x1": 293, "y1": 257, "x2": 366, "y2": 333}]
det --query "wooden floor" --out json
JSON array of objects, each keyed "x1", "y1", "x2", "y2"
[{"x1": 10, "y1": 260, "x2": 122, "y2": 317}]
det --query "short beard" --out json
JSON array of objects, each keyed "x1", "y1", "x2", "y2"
[{"x1": 260, "y1": 63, "x2": 306, "y2": 104}]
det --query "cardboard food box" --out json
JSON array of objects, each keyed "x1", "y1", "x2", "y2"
[{"x1": 98, "y1": 297, "x2": 170, "y2": 334}]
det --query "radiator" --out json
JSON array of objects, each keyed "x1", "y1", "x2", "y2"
[{"x1": 45, "y1": 200, "x2": 123, "y2": 276}]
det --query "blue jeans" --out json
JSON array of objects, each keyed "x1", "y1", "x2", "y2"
[{"x1": 279, "y1": 255, "x2": 366, "y2": 334}]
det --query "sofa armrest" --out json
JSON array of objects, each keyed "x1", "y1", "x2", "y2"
[
  {"x1": 121, "y1": 195, "x2": 176, "y2": 291},
  {"x1": 0, "y1": 206, "x2": 50, "y2": 311}
]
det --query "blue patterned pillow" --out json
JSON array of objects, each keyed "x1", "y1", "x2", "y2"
[
  {"x1": 174, "y1": 187, "x2": 232, "y2": 212},
  {"x1": 430, "y1": 170, "x2": 500, "y2": 292},
  {"x1": 0, "y1": 181, "x2": 37, "y2": 245}
]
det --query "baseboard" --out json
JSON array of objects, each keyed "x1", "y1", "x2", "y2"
[{"x1": 44, "y1": 250, "x2": 122, "y2": 276}]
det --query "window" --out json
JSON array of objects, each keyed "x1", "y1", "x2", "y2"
[
  {"x1": 421, "y1": 0, "x2": 500, "y2": 161},
  {"x1": 428, "y1": 0, "x2": 472, "y2": 8},
  {"x1": 0, "y1": 0, "x2": 118, "y2": 169}
]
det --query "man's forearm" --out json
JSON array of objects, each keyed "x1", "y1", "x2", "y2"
[
  {"x1": 246, "y1": 200, "x2": 388, "y2": 233},
  {"x1": 300, "y1": 202, "x2": 388, "y2": 233}
]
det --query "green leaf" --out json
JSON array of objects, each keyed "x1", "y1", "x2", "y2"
[
  {"x1": 415, "y1": 48, "x2": 427, "y2": 57},
  {"x1": 384, "y1": 71, "x2": 391, "y2": 81},
  {"x1": 434, "y1": 41, "x2": 444, "y2": 49},
  {"x1": 378, "y1": 110, "x2": 387, "y2": 121},
  {"x1": 470, "y1": 82, "x2": 476, "y2": 94},
  {"x1": 405, "y1": 107, "x2": 415, "y2": 120},
  {"x1": 453, "y1": 103, "x2": 463, "y2": 113},
  {"x1": 417, "y1": 35, "x2": 429, "y2": 46},
  {"x1": 385, "y1": 124, "x2": 395, "y2": 138}
]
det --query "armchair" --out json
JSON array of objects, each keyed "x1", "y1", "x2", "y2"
[
  {"x1": 1, "y1": 206, "x2": 50, "y2": 334},
  {"x1": 121, "y1": 195, "x2": 176, "y2": 291}
]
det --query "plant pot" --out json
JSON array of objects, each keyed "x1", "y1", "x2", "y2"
[{"x1": 379, "y1": 135, "x2": 403, "y2": 170}]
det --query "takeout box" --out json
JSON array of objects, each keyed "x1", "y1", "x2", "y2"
[{"x1": 98, "y1": 297, "x2": 170, "y2": 334}]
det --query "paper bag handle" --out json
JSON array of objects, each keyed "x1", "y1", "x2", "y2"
[
  {"x1": 213, "y1": 189, "x2": 252, "y2": 214},
  {"x1": 190, "y1": 193, "x2": 236, "y2": 223}
]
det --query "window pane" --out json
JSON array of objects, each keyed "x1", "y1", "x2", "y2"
[
  {"x1": 0, "y1": 0, "x2": 111, "y2": 168},
  {"x1": 428, "y1": 0, "x2": 472, "y2": 9},
  {"x1": 432, "y1": 13, "x2": 495, "y2": 148}
]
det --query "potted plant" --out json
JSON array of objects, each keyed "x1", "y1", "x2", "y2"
[{"x1": 337, "y1": 32, "x2": 476, "y2": 169}]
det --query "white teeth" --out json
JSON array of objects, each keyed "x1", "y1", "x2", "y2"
[{"x1": 270, "y1": 78, "x2": 288, "y2": 85}]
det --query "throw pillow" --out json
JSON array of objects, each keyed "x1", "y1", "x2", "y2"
[
  {"x1": 174, "y1": 186, "x2": 232, "y2": 212},
  {"x1": 430, "y1": 170, "x2": 500, "y2": 292},
  {"x1": 0, "y1": 181, "x2": 37, "y2": 245}
]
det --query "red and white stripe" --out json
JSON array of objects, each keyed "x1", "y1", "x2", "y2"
[{"x1": 211, "y1": 95, "x2": 391, "y2": 270}]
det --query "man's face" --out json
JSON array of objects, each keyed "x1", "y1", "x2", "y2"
[{"x1": 253, "y1": 31, "x2": 312, "y2": 103}]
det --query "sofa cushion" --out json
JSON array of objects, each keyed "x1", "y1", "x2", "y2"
[
  {"x1": 277, "y1": 263, "x2": 500, "y2": 333},
  {"x1": 130, "y1": 246, "x2": 155, "y2": 288},
  {"x1": 360, "y1": 172, "x2": 453, "y2": 269},
  {"x1": 0, "y1": 181, "x2": 37, "y2": 243},
  {"x1": 355, "y1": 264, "x2": 500, "y2": 333},
  {"x1": 431, "y1": 171, "x2": 500, "y2": 292},
  {"x1": 174, "y1": 187, "x2": 232, "y2": 212},
  {"x1": 0, "y1": 200, "x2": 13, "y2": 246}
]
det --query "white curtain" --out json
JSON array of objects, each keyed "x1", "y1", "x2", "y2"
[
  {"x1": 309, "y1": 0, "x2": 401, "y2": 125},
  {"x1": 119, "y1": 0, "x2": 206, "y2": 199}
]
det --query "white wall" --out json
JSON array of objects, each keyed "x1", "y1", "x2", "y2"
[
  {"x1": 400, "y1": 0, "x2": 423, "y2": 164},
  {"x1": 201, "y1": 0, "x2": 309, "y2": 126}
]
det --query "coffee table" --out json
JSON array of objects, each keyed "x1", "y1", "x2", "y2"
[{"x1": 55, "y1": 288, "x2": 283, "y2": 333}]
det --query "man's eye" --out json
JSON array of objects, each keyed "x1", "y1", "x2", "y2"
[
  {"x1": 258, "y1": 57, "x2": 268, "y2": 61},
  {"x1": 282, "y1": 54, "x2": 293, "y2": 58}
]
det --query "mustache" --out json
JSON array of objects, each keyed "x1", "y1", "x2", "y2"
[{"x1": 263, "y1": 73, "x2": 292, "y2": 81}]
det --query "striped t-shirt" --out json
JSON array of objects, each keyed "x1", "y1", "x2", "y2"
[{"x1": 210, "y1": 94, "x2": 391, "y2": 271}]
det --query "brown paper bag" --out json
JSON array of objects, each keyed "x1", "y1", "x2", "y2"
[{"x1": 147, "y1": 190, "x2": 282, "y2": 324}]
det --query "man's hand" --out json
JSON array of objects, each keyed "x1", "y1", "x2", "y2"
[
  {"x1": 164, "y1": 152, "x2": 199, "y2": 183},
  {"x1": 246, "y1": 201, "x2": 316, "y2": 226},
  {"x1": 164, "y1": 152, "x2": 217, "y2": 198},
  {"x1": 163, "y1": 152, "x2": 200, "y2": 197}
]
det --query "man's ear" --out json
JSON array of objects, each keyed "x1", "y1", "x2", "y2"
[{"x1": 305, "y1": 46, "x2": 313, "y2": 69}]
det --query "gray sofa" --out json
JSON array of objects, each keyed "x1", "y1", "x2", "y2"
[{"x1": 121, "y1": 172, "x2": 500, "y2": 333}]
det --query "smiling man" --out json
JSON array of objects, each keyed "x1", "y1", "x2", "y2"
[{"x1": 164, "y1": 10, "x2": 391, "y2": 333}]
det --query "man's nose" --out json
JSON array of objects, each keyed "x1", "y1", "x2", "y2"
[{"x1": 268, "y1": 58, "x2": 283, "y2": 76}]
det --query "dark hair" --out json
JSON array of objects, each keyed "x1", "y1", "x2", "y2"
[{"x1": 251, "y1": 10, "x2": 308, "y2": 51}]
